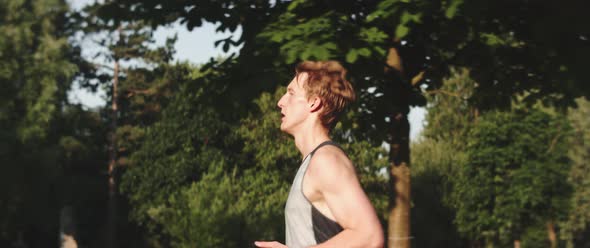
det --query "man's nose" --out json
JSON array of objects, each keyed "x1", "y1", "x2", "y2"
[{"x1": 277, "y1": 96, "x2": 284, "y2": 108}]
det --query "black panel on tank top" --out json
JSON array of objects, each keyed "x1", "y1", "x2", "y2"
[{"x1": 312, "y1": 204, "x2": 344, "y2": 243}]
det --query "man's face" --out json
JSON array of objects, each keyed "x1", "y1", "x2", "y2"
[{"x1": 277, "y1": 73, "x2": 311, "y2": 134}]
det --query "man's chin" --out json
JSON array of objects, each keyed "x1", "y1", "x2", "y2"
[{"x1": 279, "y1": 125, "x2": 292, "y2": 134}]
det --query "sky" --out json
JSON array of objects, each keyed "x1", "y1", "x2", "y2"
[{"x1": 66, "y1": 0, "x2": 426, "y2": 140}]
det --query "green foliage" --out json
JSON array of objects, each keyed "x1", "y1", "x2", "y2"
[
  {"x1": 444, "y1": 0, "x2": 463, "y2": 19},
  {"x1": 0, "y1": 0, "x2": 84, "y2": 245},
  {"x1": 146, "y1": 153, "x2": 244, "y2": 247},
  {"x1": 414, "y1": 70, "x2": 578, "y2": 246},
  {"x1": 422, "y1": 67, "x2": 477, "y2": 148},
  {"x1": 119, "y1": 63, "x2": 277, "y2": 246},
  {"x1": 410, "y1": 139, "x2": 468, "y2": 247},
  {"x1": 560, "y1": 97, "x2": 590, "y2": 247},
  {"x1": 120, "y1": 67, "x2": 228, "y2": 229},
  {"x1": 519, "y1": 222, "x2": 552, "y2": 248},
  {"x1": 0, "y1": 0, "x2": 77, "y2": 143},
  {"x1": 258, "y1": 12, "x2": 340, "y2": 63},
  {"x1": 238, "y1": 87, "x2": 300, "y2": 172},
  {"x1": 451, "y1": 108, "x2": 572, "y2": 245},
  {"x1": 410, "y1": 69, "x2": 475, "y2": 247},
  {"x1": 115, "y1": 63, "x2": 190, "y2": 167}
]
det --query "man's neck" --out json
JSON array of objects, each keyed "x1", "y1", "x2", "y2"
[{"x1": 292, "y1": 121, "x2": 331, "y2": 160}]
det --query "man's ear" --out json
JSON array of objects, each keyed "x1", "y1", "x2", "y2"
[{"x1": 309, "y1": 97, "x2": 322, "y2": 112}]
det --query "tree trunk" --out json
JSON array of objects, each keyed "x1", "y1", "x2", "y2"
[
  {"x1": 547, "y1": 221, "x2": 557, "y2": 248},
  {"x1": 106, "y1": 57, "x2": 119, "y2": 248},
  {"x1": 386, "y1": 46, "x2": 411, "y2": 248},
  {"x1": 389, "y1": 162, "x2": 411, "y2": 247}
]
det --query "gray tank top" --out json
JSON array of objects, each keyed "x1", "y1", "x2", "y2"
[{"x1": 285, "y1": 141, "x2": 344, "y2": 248}]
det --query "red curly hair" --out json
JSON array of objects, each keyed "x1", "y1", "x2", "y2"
[{"x1": 295, "y1": 61, "x2": 356, "y2": 129}]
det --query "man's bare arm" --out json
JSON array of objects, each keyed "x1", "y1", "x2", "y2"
[{"x1": 306, "y1": 147, "x2": 384, "y2": 248}]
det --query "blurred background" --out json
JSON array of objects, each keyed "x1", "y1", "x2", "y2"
[{"x1": 1, "y1": 0, "x2": 588, "y2": 247}]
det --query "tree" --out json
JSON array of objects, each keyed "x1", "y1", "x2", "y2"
[
  {"x1": 413, "y1": 69, "x2": 584, "y2": 247},
  {"x1": 560, "y1": 97, "x2": 590, "y2": 247},
  {"x1": 451, "y1": 108, "x2": 572, "y2": 247},
  {"x1": 410, "y1": 139, "x2": 468, "y2": 248},
  {"x1": 409, "y1": 68, "x2": 476, "y2": 247},
  {"x1": 0, "y1": 0, "x2": 88, "y2": 246},
  {"x1": 421, "y1": 68, "x2": 478, "y2": 148},
  {"x1": 75, "y1": 5, "x2": 178, "y2": 245}
]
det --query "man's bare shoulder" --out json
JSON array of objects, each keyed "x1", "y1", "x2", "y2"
[{"x1": 307, "y1": 145, "x2": 357, "y2": 185}]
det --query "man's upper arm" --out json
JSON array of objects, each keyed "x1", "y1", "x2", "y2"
[{"x1": 308, "y1": 149, "x2": 381, "y2": 233}]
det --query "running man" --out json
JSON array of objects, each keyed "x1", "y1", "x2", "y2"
[{"x1": 255, "y1": 61, "x2": 384, "y2": 248}]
